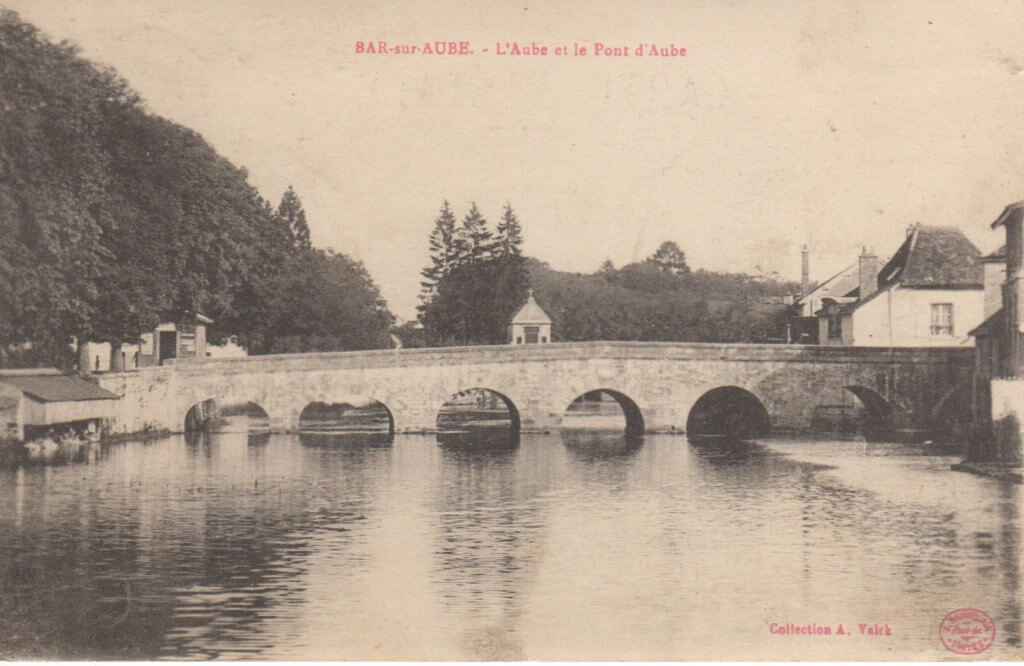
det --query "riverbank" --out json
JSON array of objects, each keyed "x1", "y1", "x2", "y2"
[{"x1": 951, "y1": 462, "x2": 1023, "y2": 484}]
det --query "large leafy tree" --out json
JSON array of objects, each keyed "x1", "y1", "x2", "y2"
[
  {"x1": 645, "y1": 240, "x2": 691, "y2": 276},
  {"x1": 0, "y1": 11, "x2": 395, "y2": 366}
]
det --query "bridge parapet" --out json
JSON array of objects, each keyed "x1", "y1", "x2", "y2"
[
  {"x1": 162, "y1": 341, "x2": 973, "y2": 374},
  {"x1": 97, "y1": 342, "x2": 975, "y2": 439}
]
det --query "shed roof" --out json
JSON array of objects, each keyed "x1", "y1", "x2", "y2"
[
  {"x1": 0, "y1": 375, "x2": 120, "y2": 402},
  {"x1": 968, "y1": 307, "x2": 1004, "y2": 338},
  {"x1": 510, "y1": 291, "x2": 552, "y2": 325},
  {"x1": 876, "y1": 225, "x2": 983, "y2": 289}
]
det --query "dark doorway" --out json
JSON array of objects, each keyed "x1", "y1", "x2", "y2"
[{"x1": 158, "y1": 331, "x2": 176, "y2": 365}]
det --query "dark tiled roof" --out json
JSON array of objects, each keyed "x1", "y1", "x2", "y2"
[
  {"x1": 876, "y1": 225, "x2": 982, "y2": 289},
  {"x1": 0, "y1": 375, "x2": 120, "y2": 402},
  {"x1": 968, "y1": 308, "x2": 1004, "y2": 338}
]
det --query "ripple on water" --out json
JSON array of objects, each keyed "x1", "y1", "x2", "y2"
[{"x1": 0, "y1": 432, "x2": 1019, "y2": 660}]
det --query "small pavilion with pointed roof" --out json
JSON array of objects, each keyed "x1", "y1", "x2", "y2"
[{"x1": 508, "y1": 290, "x2": 552, "y2": 345}]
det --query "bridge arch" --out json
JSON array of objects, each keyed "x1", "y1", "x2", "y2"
[
  {"x1": 297, "y1": 398, "x2": 395, "y2": 438},
  {"x1": 184, "y1": 398, "x2": 272, "y2": 434},
  {"x1": 436, "y1": 387, "x2": 520, "y2": 447},
  {"x1": 184, "y1": 398, "x2": 219, "y2": 433},
  {"x1": 842, "y1": 385, "x2": 895, "y2": 440},
  {"x1": 560, "y1": 388, "x2": 644, "y2": 437},
  {"x1": 686, "y1": 386, "x2": 770, "y2": 439}
]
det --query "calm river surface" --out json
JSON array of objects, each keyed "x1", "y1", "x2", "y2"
[{"x1": 0, "y1": 431, "x2": 1021, "y2": 660}]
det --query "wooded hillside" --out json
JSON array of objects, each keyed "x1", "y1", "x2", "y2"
[{"x1": 0, "y1": 11, "x2": 394, "y2": 367}]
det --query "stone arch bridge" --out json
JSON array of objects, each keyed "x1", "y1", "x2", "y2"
[{"x1": 93, "y1": 342, "x2": 974, "y2": 439}]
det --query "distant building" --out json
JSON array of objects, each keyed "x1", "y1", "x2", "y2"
[
  {"x1": 787, "y1": 253, "x2": 861, "y2": 344},
  {"x1": 971, "y1": 203, "x2": 1023, "y2": 378},
  {"x1": 790, "y1": 225, "x2": 988, "y2": 347},
  {"x1": 968, "y1": 200, "x2": 1023, "y2": 464},
  {"x1": 508, "y1": 290, "x2": 552, "y2": 345},
  {"x1": 79, "y1": 313, "x2": 212, "y2": 373},
  {"x1": 0, "y1": 369, "x2": 120, "y2": 442}
]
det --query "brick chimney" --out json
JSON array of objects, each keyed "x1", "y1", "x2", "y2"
[
  {"x1": 859, "y1": 246, "x2": 879, "y2": 300},
  {"x1": 800, "y1": 245, "x2": 810, "y2": 297}
]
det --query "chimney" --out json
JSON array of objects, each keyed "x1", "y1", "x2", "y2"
[
  {"x1": 859, "y1": 246, "x2": 879, "y2": 300},
  {"x1": 906, "y1": 223, "x2": 917, "y2": 238},
  {"x1": 800, "y1": 245, "x2": 810, "y2": 297}
]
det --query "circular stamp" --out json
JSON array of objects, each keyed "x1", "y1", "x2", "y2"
[{"x1": 939, "y1": 608, "x2": 995, "y2": 655}]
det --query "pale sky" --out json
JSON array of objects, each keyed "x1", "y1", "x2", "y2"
[{"x1": 6, "y1": 0, "x2": 1024, "y2": 319}]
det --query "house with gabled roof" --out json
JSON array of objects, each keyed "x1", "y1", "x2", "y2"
[
  {"x1": 0, "y1": 369, "x2": 120, "y2": 442},
  {"x1": 815, "y1": 224, "x2": 987, "y2": 347},
  {"x1": 508, "y1": 290, "x2": 552, "y2": 345},
  {"x1": 787, "y1": 260, "x2": 861, "y2": 343}
]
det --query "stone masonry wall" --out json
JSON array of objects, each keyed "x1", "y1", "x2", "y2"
[{"x1": 94, "y1": 342, "x2": 974, "y2": 436}]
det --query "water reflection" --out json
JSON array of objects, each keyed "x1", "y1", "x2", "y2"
[
  {"x1": 0, "y1": 432, "x2": 1019, "y2": 659},
  {"x1": 299, "y1": 431, "x2": 393, "y2": 448},
  {"x1": 437, "y1": 429, "x2": 518, "y2": 451},
  {"x1": 561, "y1": 429, "x2": 643, "y2": 460},
  {"x1": 430, "y1": 442, "x2": 545, "y2": 660}
]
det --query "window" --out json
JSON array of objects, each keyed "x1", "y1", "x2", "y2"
[
  {"x1": 524, "y1": 326, "x2": 539, "y2": 344},
  {"x1": 930, "y1": 303, "x2": 953, "y2": 336}
]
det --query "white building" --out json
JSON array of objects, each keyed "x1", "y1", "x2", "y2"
[
  {"x1": 508, "y1": 290, "x2": 552, "y2": 345},
  {"x1": 818, "y1": 225, "x2": 988, "y2": 347}
]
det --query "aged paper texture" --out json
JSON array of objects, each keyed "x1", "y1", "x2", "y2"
[{"x1": 0, "y1": 0, "x2": 1022, "y2": 661}]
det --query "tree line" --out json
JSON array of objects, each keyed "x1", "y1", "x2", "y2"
[
  {"x1": 0, "y1": 11, "x2": 394, "y2": 367},
  {"x1": 410, "y1": 202, "x2": 797, "y2": 345}
]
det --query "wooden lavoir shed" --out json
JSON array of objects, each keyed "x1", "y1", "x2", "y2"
[{"x1": 0, "y1": 369, "x2": 120, "y2": 442}]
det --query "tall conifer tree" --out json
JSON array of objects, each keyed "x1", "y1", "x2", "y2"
[
  {"x1": 495, "y1": 203, "x2": 524, "y2": 257},
  {"x1": 419, "y1": 200, "x2": 459, "y2": 310},
  {"x1": 456, "y1": 202, "x2": 496, "y2": 263},
  {"x1": 276, "y1": 186, "x2": 312, "y2": 251}
]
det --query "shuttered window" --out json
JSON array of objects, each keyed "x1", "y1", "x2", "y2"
[{"x1": 930, "y1": 303, "x2": 953, "y2": 336}]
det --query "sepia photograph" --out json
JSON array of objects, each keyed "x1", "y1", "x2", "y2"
[{"x1": 0, "y1": 0, "x2": 1022, "y2": 660}]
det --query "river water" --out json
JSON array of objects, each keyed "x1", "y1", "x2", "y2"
[{"x1": 0, "y1": 430, "x2": 1020, "y2": 660}]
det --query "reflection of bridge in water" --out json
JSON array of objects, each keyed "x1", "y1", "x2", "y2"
[{"x1": 95, "y1": 341, "x2": 974, "y2": 441}]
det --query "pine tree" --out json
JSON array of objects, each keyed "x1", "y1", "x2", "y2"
[
  {"x1": 455, "y1": 202, "x2": 495, "y2": 264},
  {"x1": 419, "y1": 200, "x2": 459, "y2": 309},
  {"x1": 495, "y1": 203, "x2": 524, "y2": 257},
  {"x1": 276, "y1": 185, "x2": 312, "y2": 251}
]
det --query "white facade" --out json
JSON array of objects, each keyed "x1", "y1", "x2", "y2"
[
  {"x1": 79, "y1": 341, "x2": 112, "y2": 373},
  {"x1": 841, "y1": 286, "x2": 983, "y2": 347},
  {"x1": 508, "y1": 291, "x2": 552, "y2": 345}
]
